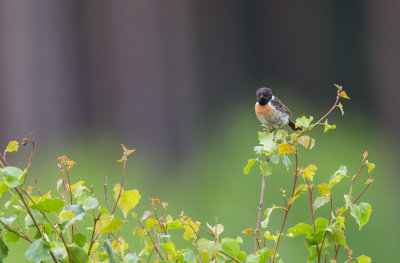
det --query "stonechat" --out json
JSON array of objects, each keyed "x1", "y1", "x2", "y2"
[{"x1": 255, "y1": 87, "x2": 299, "y2": 131}]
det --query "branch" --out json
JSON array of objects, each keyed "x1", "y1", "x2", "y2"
[
  {"x1": 314, "y1": 95, "x2": 340, "y2": 126},
  {"x1": 112, "y1": 158, "x2": 127, "y2": 215}
]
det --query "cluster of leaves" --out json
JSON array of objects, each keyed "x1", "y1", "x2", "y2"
[
  {"x1": 0, "y1": 85, "x2": 374, "y2": 263},
  {"x1": 243, "y1": 85, "x2": 375, "y2": 263}
]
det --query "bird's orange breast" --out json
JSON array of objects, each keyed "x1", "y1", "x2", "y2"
[{"x1": 255, "y1": 102, "x2": 274, "y2": 120}]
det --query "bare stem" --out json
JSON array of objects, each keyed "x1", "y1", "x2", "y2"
[
  {"x1": 352, "y1": 183, "x2": 371, "y2": 205},
  {"x1": 104, "y1": 176, "x2": 110, "y2": 211},
  {"x1": 305, "y1": 178, "x2": 316, "y2": 232},
  {"x1": 0, "y1": 152, "x2": 8, "y2": 166},
  {"x1": 0, "y1": 220, "x2": 32, "y2": 242},
  {"x1": 314, "y1": 95, "x2": 340, "y2": 126},
  {"x1": 87, "y1": 211, "x2": 101, "y2": 256},
  {"x1": 272, "y1": 143, "x2": 298, "y2": 263},
  {"x1": 254, "y1": 173, "x2": 266, "y2": 252},
  {"x1": 112, "y1": 158, "x2": 126, "y2": 215}
]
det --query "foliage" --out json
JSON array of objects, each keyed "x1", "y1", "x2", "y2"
[{"x1": 0, "y1": 85, "x2": 375, "y2": 262}]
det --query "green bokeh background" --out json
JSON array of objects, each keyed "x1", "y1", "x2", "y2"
[{"x1": 3, "y1": 98, "x2": 397, "y2": 262}]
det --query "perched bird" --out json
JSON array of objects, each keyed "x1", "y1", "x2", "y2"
[{"x1": 255, "y1": 87, "x2": 300, "y2": 131}]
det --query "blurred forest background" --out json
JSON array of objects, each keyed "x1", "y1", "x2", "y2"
[{"x1": 0, "y1": 0, "x2": 399, "y2": 262}]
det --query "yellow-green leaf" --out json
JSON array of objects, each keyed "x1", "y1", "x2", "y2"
[
  {"x1": 183, "y1": 219, "x2": 199, "y2": 240},
  {"x1": 357, "y1": 255, "x2": 371, "y2": 263},
  {"x1": 145, "y1": 218, "x2": 158, "y2": 229},
  {"x1": 337, "y1": 102, "x2": 344, "y2": 115},
  {"x1": 366, "y1": 161, "x2": 375, "y2": 173},
  {"x1": 339, "y1": 91, "x2": 350, "y2": 99},
  {"x1": 363, "y1": 151, "x2": 368, "y2": 159},
  {"x1": 100, "y1": 214, "x2": 123, "y2": 234},
  {"x1": 297, "y1": 135, "x2": 310, "y2": 149},
  {"x1": 278, "y1": 143, "x2": 293, "y2": 155},
  {"x1": 334, "y1": 84, "x2": 343, "y2": 92},
  {"x1": 5, "y1": 141, "x2": 18, "y2": 153},
  {"x1": 317, "y1": 183, "x2": 331, "y2": 196},
  {"x1": 244, "y1": 159, "x2": 257, "y2": 175},
  {"x1": 69, "y1": 181, "x2": 85, "y2": 195},
  {"x1": 59, "y1": 210, "x2": 75, "y2": 224},
  {"x1": 117, "y1": 190, "x2": 141, "y2": 217},
  {"x1": 303, "y1": 164, "x2": 318, "y2": 181}
]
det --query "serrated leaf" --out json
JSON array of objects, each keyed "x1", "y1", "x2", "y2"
[
  {"x1": 357, "y1": 255, "x2": 371, "y2": 263},
  {"x1": 25, "y1": 238, "x2": 51, "y2": 262},
  {"x1": 337, "y1": 102, "x2": 344, "y2": 115},
  {"x1": 278, "y1": 143, "x2": 293, "y2": 155},
  {"x1": 366, "y1": 161, "x2": 375, "y2": 173},
  {"x1": 118, "y1": 190, "x2": 141, "y2": 218},
  {"x1": 261, "y1": 206, "x2": 277, "y2": 229},
  {"x1": 123, "y1": 253, "x2": 140, "y2": 263},
  {"x1": 244, "y1": 159, "x2": 257, "y2": 175},
  {"x1": 5, "y1": 141, "x2": 18, "y2": 153},
  {"x1": 258, "y1": 132, "x2": 277, "y2": 152},
  {"x1": 197, "y1": 238, "x2": 221, "y2": 258},
  {"x1": 303, "y1": 164, "x2": 317, "y2": 181},
  {"x1": 207, "y1": 223, "x2": 224, "y2": 236},
  {"x1": 339, "y1": 91, "x2": 350, "y2": 99},
  {"x1": 72, "y1": 233, "x2": 86, "y2": 248},
  {"x1": 183, "y1": 219, "x2": 199, "y2": 240},
  {"x1": 287, "y1": 222, "x2": 312, "y2": 237},
  {"x1": 181, "y1": 251, "x2": 196, "y2": 263},
  {"x1": 326, "y1": 224, "x2": 346, "y2": 246},
  {"x1": 68, "y1": 246, "x2": 88, "y2": 263},
  {"x1": 83, "y1": 197, "x2": 98, "y2": 211},
  {"x1": 167, "y1": 219, "x2": 183, "y2": 230},
  {"x1": 0, "y1": 166, "x2": 25, "y2": 188},
  {"x1": 100, "y1": 214, "x2": 123, "y2": 234},
  {"x1": 313, "y1": 196, "x2": 330, "y2": 211},
  {"x1": 350, "y1": 202, "x2": 372, "y2": 230},
  {"x1": 297, "y1": 135, "x2": 311, "y2": 149},
  {"x1": 289, "y1": 184, "x2": 308, "y2": 205},
  {"x1": 323, "y1": 119, "x2": 336, "y2": 133},
  {"x1": 329, "y1": 166, "x2": 347, "y2": 187},
  {"x1": 145, "y1": 218, "x2": 158, "y2": 229},
  {"x1": 295, "y1": 116, "x2": 313, "y2": 129},
  {"x1": 3, "y1": 231, "x2": 19, "y2": 244},
  {"x1": 282, "y1": 154, "x2": 292, "y2": 171},
  {"x1": 221, "y1": 237, "x2": 241, "y2": 258},
  {"x1": 68, "y1": 181, "x2": 85, "y2": 196},
  {"x1": 163, "y1": 241, "x2": 177, "y2": 257},
  {"x1": 31, "y1": 198, "x2": 64, "y2": 213},
  {"x1": 317, "y1": 183, "x2": 331, "y2": 196}
]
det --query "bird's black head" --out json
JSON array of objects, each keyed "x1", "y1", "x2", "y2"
[{"x1": 256, "y1": 87, "x2": 272, "y2": 105}]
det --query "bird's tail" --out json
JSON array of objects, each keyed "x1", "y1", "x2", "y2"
[{"x1": 288, "y1": 119, "x2": 302, "y2": 131}]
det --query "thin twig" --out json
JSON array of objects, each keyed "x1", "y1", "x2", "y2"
[
  {"x1": 352, "y1": 184, "x2": 371, "y2": 205},
  {"x1": 34, "y1": 178, "x2": 43, "y2": 197},
  {"x1": 255, "y1": 157, "x2": 268, "y2": 252},
  {"x1": 272, "y1": 143, "x2": 298, "y2": 263},
  {"x1": 0, "y1": 152, "x2": 8, "y2": 166},
  {"x1": 104, "y1": 176, "x2": 109, "y2": 211},
  {"x1": 87, "y1": 211, "x2": 101, "y2": 256},
  {"x1": 305, "y1": 178, "x2": 316, "y2": 232},
  {"x1": 314, "y1": 95, "x2": 340, "y2": 126},
  {"x1": 0, "y1": 220, "x2": 32, "y2": 242},
  {"x1": 112, "y1": 158, "x2": 127, "y2": 214}
]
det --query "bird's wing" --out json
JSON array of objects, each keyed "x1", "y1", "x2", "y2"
[{"x1": 271, "y1": 96, "x2": 292, "y2": 116}]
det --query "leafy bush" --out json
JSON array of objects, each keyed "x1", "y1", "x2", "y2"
[{"x1": 0, "y1": 85, "x2": 374, "y2": 262}]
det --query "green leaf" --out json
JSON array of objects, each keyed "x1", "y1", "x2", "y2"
[
  {"x1": 344, "y1": 194, "x2": 352, "y2": 209},
  {"x1": 83, "y1": 197, "x2": 98, "y2": 211},
  {"x1": 306, "y1": 218, "x2": 328, "y2": 246},
  {"x1": 104, "y1": 239, "x2": 115, "y2": 263},
  {"x1": 123, "y1": 253, "x2": 140, "y2": 263},
  {"x1": 261, "y1": 206, "x2": 277, "y2": 229},
  {"x1": 260, "y1": 162, "x2": 272, "y2": 176},
  {"x1": 303, "y1": 164, "x2": 318, "y2": 181},
  {"x1": 68, "y1": 246, "x2": 89, "y2": 263},
  {"x1": 167, "y1": 219, "x2": 183, "y2": 230},
  {"x1": 323, "y1": 119, "x2": 336, "y2": 133},
  {"x1": 0, "y1": 166, "x2": 25, "y2": 188},
  {"x1": 313, "y1": 196, "x2": 330, "y2": 211},
  {"x1": 181, "y1": 251, "x2": 196, "y2": 262},
  {"x1": 145, "y1": 218, "x2": 158, "y2": 229},
  {"x1": 326, "y1": 224, "x2": 346, "y2": 246},
  {"x1": 337, "y1": 102, "x2": 345, "y2": 115},
  {"x1": 258, "y1": 132, "x2": 277, "y2": 152},
  {"x1": 329, "y1": 166, "x2": 347, "y2": 187},
  {"x1": 350, "y1": 202, "x2": 372, "y2": 230},
  {"x1": 317, "y1": 183, "x2": 331, "y2": 196},
  {"x1": 287, "y1": 223, "x2": 312, "y2": 237},
  {"x1": 117, "y1": 189, "x2": 141, "y2": 218},
  {"x1": 0, "y1": 215, "x2": 17, "y2": 226},
  {"x1": 25, "y1": 209, "x2": 45, "y2": 227},
  {"x1": 162, "y1": 241, "x2": 177, "y2": 257},
  {"x1": 0, "y1": 231, "x2": 8, "y2": 263},
  {"x1": 31, "y1": 198, "x2": 64, "y2": 213},
  {"x1": 221, "y1": 237, "x2": 241, "y2": 258},
  {"x1": 60, "y1": 205, "x2": 85, "y2": 228},
  {"x1": 282, "y1": 155, "x2": 292, "y2": 171},
  {"x1": 72, "y1": 233, "x2": 86, "y2": 248},
  {"x1": 3, "y1": 231, "x2": 20, "y2": 244},
  {"x1": 244, "y1": 159, "x2": 257, "y2": 175},
  {"x1": 100, "y1": 214, "x2": 123, "y2": 234},
  {"x1": 357, "y1": 255, "x2": 371, "y2": 263},
  {"x1": 295, "y1": 116, "x2": 313, "y2": 129},
  {"x1": 25, "y1": 238, "x2": 51, "y2": 262},
  {"x1": 269, "y1": 155, "x2": 279, "y2": 165},
  {"x1": 197, "y1": 238, "x2": 221, "y2": 258}
]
